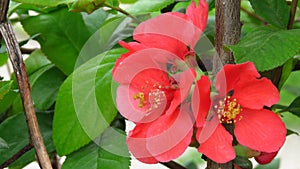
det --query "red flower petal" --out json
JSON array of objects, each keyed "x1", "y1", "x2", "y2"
[
  {"x1": 134, "y1": 13, "x2": 202, "y2": 48},
  {"x1": 233, "y1": 77, "x2": 280, "y2": 109},
  {"x1": 255, "y1": 151, "x2": 278, "y2": 164},
  {"x1": 134, "y1": 34, "x2": 189, "y2": 59},
  {"x1": 192, "y1": 76, "x2": 211, "y2": 127},
  {"x1": 112, "y1": 41, "x2": 146, "y2": 75},
  {"x1": 166, "y1": 69, "x2": 196, "y2": 115},
  {"x1": 113, "y1": 48, "x2": 177, "y2": 84},
  {"x1": 186, "y1": 0, "x2": 208, "y2": 32},
  {"x1": 215, "y1": 62, "x2": 260, "y2": 95},
  {"x1": 235, "y1": 109, "x2": 286, "y2": 153},
  {"x1": 127, "y1": 123, "x2": 159, "y2": 164},
  {"x1": 198, "y1": 124, "x2": 235, "y2": 163},
  {"x1": 146, "y1": 105, "x2": 193, "y2": 162}
]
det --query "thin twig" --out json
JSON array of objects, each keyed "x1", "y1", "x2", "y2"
[
  {"x1": 287, "y1": 0, "x2": 298, "y2": 29},
  {"x1": 160, "y1": 161, "x2": 187, "y2": 169},
  {"x1": 20, "y1": 47, "x2": 38, "y2": 54},
  {"x1": 51, "y1": 155, "x2": 61, "y2": 169},
  {"x1": 0, "y1": 0, "x2": 53, "y2": 168},
  {"x1": 0, "y1": 22, "x2": 53, "y2": 169},
  {"x1": 103, "y1": 3, "x2": 140, "y2": 23},
  {"x1": 0, "y1": 143, "x2": 33, "y2": 168},
  {"x1": 293, "y1": 60, "x2": 300, "y2": 71},
  {"x1": 240, "y1": 6, "x2": 266, "y2": 23}
]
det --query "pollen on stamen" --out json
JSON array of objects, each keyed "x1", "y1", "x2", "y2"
[{"x1": 215, "y1": 96, "x2": 242, "y2": 124}]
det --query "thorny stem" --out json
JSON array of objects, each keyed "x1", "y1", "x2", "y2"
[
  {"x1": 0, "y1": 0, "x2": 53, "y2": 168},
  {"x1": 0, "y1": 143, "x2": 33, "y2": 168}
]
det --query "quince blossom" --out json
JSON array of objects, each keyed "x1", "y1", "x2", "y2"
[{"x1": 192, "y1": 62, "x2": 286, "y2": 163}]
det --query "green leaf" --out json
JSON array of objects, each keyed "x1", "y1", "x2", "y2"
[
  {"x1": 74, "y1": 16, "x2": 134, "y2": 67},
  {"x1": 284, "y1": 96, "x2": 300, "y2": 118},
  {"x1": 24, "y1": 50, "x2": 51, "y2": 76},
  {"x1": 11, "y1": 0, "x2": 72, "y2": 7},
  {"x1": 228, "y1": 27, "x2": 300, "y2": 71},
  {"x1": 234, "y1": 144, "x2": 260, "y2": 158},
  {"x1": 0, "y1": 81, "x2": 13, "y2": 100},
  {"x1": 105, "y1": 0, "x2": 119, "y2": 7},
  {"x1": 53, "y1": 48, "x2": 125, "y2": 155},
  {"x1": 0, "y1": 41, "x2": 8, "y2": 66},
  {"x1": 255, "y1": 158, "x2": 280, "y2": 169},
  {"x1": 123, "y1": 0, "x2": 174, "y2": 14},
  {"x1": 31, "y1": 66, "x2": 66, "y2": 110},
  {"x1": 119, "y1": 0, "x2": 137, "y2": 4},
  {"x1": 0, "y1": 113, "x2": 54, "y2": 167},
  {"x1": 21, "y1": 8, "x2": 92, "y2": 75},
  {"x1": 0, "y1": 90, "x2": 18, "y2": 114},
  {"x1": 278, "y1": 58, "x2": 297, "y2": 90},
  {"x1": 81, "y1": 8, "x2": 109, "y2": 33},
  {"x1": 234, "y1": 156, "x2": 253, "y2": 169},
  {"x1": 249, "y1": 0, "x2": 289, "y2": 29},
  {"x1": 69, "y1": 0, "x2": 105, "y2": 13},
  {"x1": 0, "y1": 137, "x2": 9, "y2": 149},
  {"x1": 62, "y1": 134, "x2": 130, "y2": 169},
  {"x1": 287, "y1": 128, "x2": 299, "y2": 136}
]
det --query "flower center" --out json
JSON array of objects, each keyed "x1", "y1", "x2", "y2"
[
  {"x1": 214, "y1": 96, "x2": 243, "y2": 124},
  {"x1": 133, "y1": 92, "x2": 145, "y2": 108},
  {"x1": 132, "y1": 80, "x2": 175, "y2": 112}
]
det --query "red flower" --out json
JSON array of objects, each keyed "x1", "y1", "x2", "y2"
[
  {"x1": 116, "y1": 67, "x2": 196, "y2": 163},
  {"x1": 113, "y1": 48, "x2": 196, "y2": 163},
  {"x1": 127, "y1": 104, "x2": 194, "y2": 163},
  {"x1": 112, "y1": 0, "x2": 208, "y2": 75},
  {"x1": 192, "y1": 62, "x2": 286, "y2": 163}
]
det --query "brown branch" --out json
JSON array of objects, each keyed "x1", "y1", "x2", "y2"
[
  {"x1": 213, "y1": 0, "x2": 242, "y2": 74},
  {"x1": 160, "y1": 161, "x2": 187, "y2": 169},
  {"x1": 0, "y1": 1, "x2": 53, "y2": 168},
  {"x1": 209, "y1": 0, "x2": 242, "y2": 168},
  {"x1": 0, "y1": 143, "x2": 33, "y2": 168}
]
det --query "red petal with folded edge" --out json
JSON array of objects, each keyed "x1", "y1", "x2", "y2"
[
  {"x1": 127, "y1": 123, "x2": 158, "y2": 164},
  {"x1": 215, "y1": 62, "x2": 260, "y2": 95},
  {"x1": 198, "y1": 124, "x2": 235, "y2": 163},
  {"x1": 112, "y1": 41, "x2": 146, "y2": 75},
  {"x1": 232, "y1": 77, "x2": 280, "y2": 109},
  {"x1": 146, "y1": 105, "x2": 193, "y2": 162},
  {"x1": 134, "y1": 34, "x2": 189, "y2": 59},
  {"x1": 134, "y1": 13, "x2": 202, "y2": 48},
  {"x1": 235, "y1": 109, "x2": 286, "y2": 153},
  {"x1": 113, "y1": 48, "x2": 177, "y2": 84},
  {"x1": 255, "y1": 151, "x2": 278, "y2": 164},
  {"x1": 186, "y1": 0, "x2": 208, "y2": 32},
  {"x1": 192, "y1": 76, "x2": 211, "y2": 128}
]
